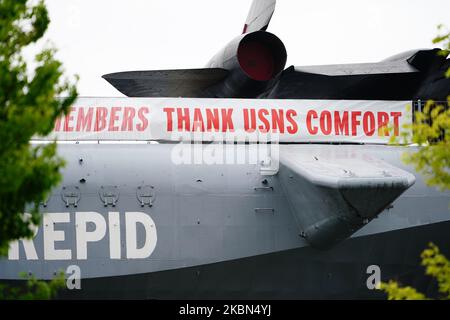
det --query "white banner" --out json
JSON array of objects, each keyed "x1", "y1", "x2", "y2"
[{"x1": 37, "y1": 98, "x2": 412, "y2": 144}]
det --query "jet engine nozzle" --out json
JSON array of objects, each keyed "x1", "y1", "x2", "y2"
[
  {"x1": 237, "y1": 31, "x2": 287, "y2": 81},
  {"x1": 207, "y1": 31, "x2": 287, "y2": 98}
]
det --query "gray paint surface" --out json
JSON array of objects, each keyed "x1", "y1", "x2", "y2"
[{"x1": 1, "y1": 143, "x2": 448, "y2": 283}]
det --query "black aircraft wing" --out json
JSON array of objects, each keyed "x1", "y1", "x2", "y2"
[
  {"x1": 267, "y1": 49, "x2": 450, "y2": 101},
  {"x1": 102, "y1": 68, "x2": 229, "y2": 98}
]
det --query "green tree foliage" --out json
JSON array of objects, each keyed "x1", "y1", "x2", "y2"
[
  {"x1": 0, "y1": 0, "x2": 77, "y2": 298},
  {"x1": 434, "y1": 24, "x2": 450, "y2": 78},
  {"x1": 402, "y1": 100, "x2": 450, "y2": 190},
  {"x1": 0, "y1": 0, "x2": 77, "y2": 255},
  {"x1": 382, "y1": 26, "x2": 450, "y2": 300},
  {"x1": 381, "y1": 243, "x2": 450, "y2": 300},
  {"x1": 393, "y1": 25, "x2": 450, "y2": 191},
  {"x1": 0, "y1": 272, "x2": 65, "y2": 300}
]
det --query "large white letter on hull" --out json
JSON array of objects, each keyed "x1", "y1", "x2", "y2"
[
  {"x1": 125, "y1": 212, "x2": 157, "y2": 259},
  {"x1": 44, "y1": 213, "x2": 72, "y2": 260},
  {"x1": 8, "y1": 239, "x2": 38, "y2": 261},
  {"x1": 76, "y1": 212, "x2": 107, "y2": 260},
  {"x1": 8, "y1": 213, "x2": 38, "y2": 260},
  {"x1": 108, "y1": 212, "x2": 121, "y2": 259}
]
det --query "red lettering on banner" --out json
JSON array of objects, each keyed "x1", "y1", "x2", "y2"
[
  {"x1": 286, "y1": 110, "x2": 298, "y2": 134},
  {"x1": 363, "y1": 112, "x2": 375, "y2": 136},
  {"x1": 258, "y1": 109, "x2": 270, "y2": 133},
  {"x1": 307, "y1": 110, "x2": 318, "y2": 135},
  {"x1": 320, "y1": 111, "x2": 332, "y2": 135},
  {"x1": 244, "y1": 108, "x2": 298, "y2": 134},
  {"x1": 48, "y1": 103, "x2": 405, "y2": 141},
  {"x1": 64, "y1": 107, "x2": 76, "y2": 132},
  {"x1": 351, "y1": 111, "x2": 362, "y2": 136},
  {"x1": 122, "y1": 107, "x2": 135, "y2": 131},
  {"x1": 163, "y1": 108, "x2": 175, "y2": 132},
  {"x1": 136, "y1": 107, "x2": 149, "y2": 132},
  {"x1": 94, "y1": 107, "x2": 108, "y2": 132},
  {"x1": 391, "y1": 112, "x2": 402, "y2": 136},
  {"x1": 77, "y1": 107, "x2": 93, "y2": 132},
  {"x1": 272, "y1": 109, "x2": 285, "y2": 134},
  {"x1": 377, "y1": 112, "x2": 389, "y2": 136},
  {"x1": 109, "y1": 107, "x2": 121, "y2": 132},
  {"x1": 334, "y1": 111, "x2": 349, "y2": 136},
  {"x1": 193, "y1": 108, "x2": 205, "y2": 132},
  {"x1": 222, "y1": 109, "x2": 234, "y2": 132},
  {"x1": 305, "y1": 110, "x2": 403, "y2": 138},
  {"x1": 244, "y1": 109, "x2": 256, "y2": 133},
  {"x1": 177, "y1": 108, "x2": 190, "y2": 132},
  {"x1": 206, "y1": 109, "x2": 220, "y2": 132}
]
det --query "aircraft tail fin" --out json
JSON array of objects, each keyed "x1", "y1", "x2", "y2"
[{"x1": 242, "y1": 0, "x2": 276, "y2": 34}]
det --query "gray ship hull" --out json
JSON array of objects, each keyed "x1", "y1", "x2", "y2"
[
  {"x1": 55, "y1": 220, "x2": 450, "y2": 300},
  {"x1": 1, "y1": 143, "x2": 449, "y2": 299}
]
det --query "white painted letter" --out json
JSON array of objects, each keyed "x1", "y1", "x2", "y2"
[
  {"x1": 8, "y1": 213, "x2": 39, "y2": 260},
  {"x1": 8, "y1": 234, "x2": 39, "y2": 260},
  {"x1": 76, "y1": 212, "x2": 107, "y2": 260},
  {"x1": 125, "y1": 212, "x2": 157, "y2": 259},
  {"x1": 108, "y1": 212, "x2": 121, "y2": 259},
  {"x1": 44, "y1": 213, "x2": 72, "y2": 260}
]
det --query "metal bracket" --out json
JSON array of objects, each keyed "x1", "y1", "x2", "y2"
[
  {"x1": 99, "y1": 186, "x2": 119, "y2": 207},
  {"x1": 260, "y1": 156, "x2": 279, "y2": 176},
  {"x1": 61, "y1": 186, "x2": 80, "y2": 208},
  {"x1": 254, "y1": 187, "x2": 274, "y2": 191},
  {"x1": 137, "y1": 185, "x2": 155, "y2": 207}
]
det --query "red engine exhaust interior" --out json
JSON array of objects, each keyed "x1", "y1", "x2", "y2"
[
  {"x1": 238, "y1": 41, "x2": 275, "y2": 81},
  {"x1": 237, "y1": 32, "x2": 287, "y2": 82}
]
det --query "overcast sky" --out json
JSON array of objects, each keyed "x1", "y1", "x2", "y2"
[{"x1": 38, "y1": 0, "x2": 450, "y2": 97}]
